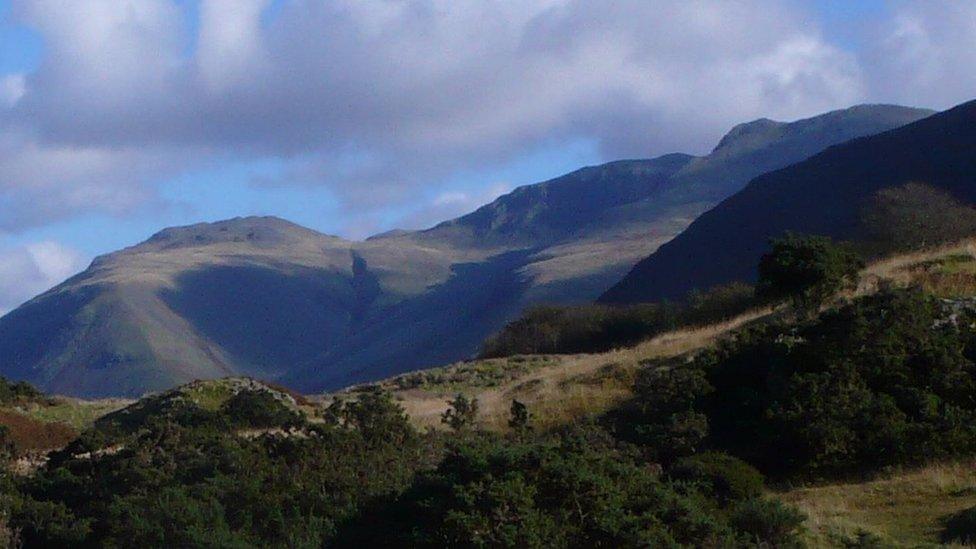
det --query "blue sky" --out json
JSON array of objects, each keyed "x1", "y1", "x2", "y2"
[{"x1": 0, "y1": 0, "x2": 973, "y2": 311}]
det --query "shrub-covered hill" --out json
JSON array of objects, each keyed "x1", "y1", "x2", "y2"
[
  {"x1": 0, "y1": 377, "x2": 806, "y2": 547},
  {"x1": 6, "y1": 242, "x2": 976, "y2": 546}
]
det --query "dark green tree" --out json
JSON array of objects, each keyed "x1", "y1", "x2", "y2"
[
  {"x1": 756, "y1": 233, "x2": 863, "y2": 312},
  {"x1": 508, "y1": 400, "x2": 531, "y2": 434}
]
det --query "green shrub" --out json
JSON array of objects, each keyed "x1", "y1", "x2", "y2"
[
  {"x1": 508, "y1": 400, "x2": 531, "y2": 433},
  {"x1": 441, "y1": 394, "x2": 479, "y2": 432},
  {"x1": 670, "y1": 452, "x2": 765, "y2": 504},
  {"x1": 683, "y1": 282, "x2": 757, "y2": 325},
  {"x1": 942, "y1": 505, "x2": 976, "y2": 545},
  {"x1": 756, "y1": 233, "x2": 862, "y2": 311},
  {"x1": 219, "y1": 389, "x2": 301, "y2": 428},
  {"x1": 0, "y1": 377, "x2": 44, "y2": 406},
  {"x1": 729, "y1": 498, "x2": 805, "y2": 547},
  {"x1": 631, "y1": 366, "x2": 713, "y2": 461},
  {"x1": 14, "y1": 386, "x2": 430, "y2": 547},
  {"x1": 480, "y1": 303, "x2": 677, "y2": 358},
  {"x1": 356, "y1": 428, "x2": 775, "y2": 547},
  {"x1": 647, "y1": 287, "x2": 976, "y2": 479},
  {"x1": 862, "y1": 182, "x2": 976, "y2": 253}
]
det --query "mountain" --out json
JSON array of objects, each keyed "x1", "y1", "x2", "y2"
[
  {"x1": 601, "y1": 99, "x2": 976, "y2": 304},
  {"x1": 0, "y1": 105, "x2": 932, "y2": 397}
]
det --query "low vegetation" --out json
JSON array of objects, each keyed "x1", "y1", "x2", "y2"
[
  {"x1": 861, "y1": 182, "x2": 976, "y2": 254},
  {"x1": 4, "y1": 236, "x2": 976, "y2": 546},
  {"x1": 680, "y1": 286, "x2": 976, "y2": 479},
  {"x1": 481, "y1": 282, "x2": 755, "y2": 358},
  {"x1": 755, "y1": 233, "x2": 863, "y2": 312}
]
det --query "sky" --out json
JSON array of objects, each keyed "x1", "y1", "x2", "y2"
[{"x1": 0, "y1": 0, "x2": 974, "y2": 313}]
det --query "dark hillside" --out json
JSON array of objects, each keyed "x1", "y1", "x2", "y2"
[{"x1": 602, "y1": 99, "x2": 976, "y2": 303}]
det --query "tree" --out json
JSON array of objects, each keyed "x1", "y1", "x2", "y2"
[
  {"x1": 441, "y1": 394, "x2": 479, "y2": 431},
  {"x1": 756, "y1": 233, "x2": 862, "y2": 312},
  {"x1": 862, "y1": 182, "x2": 976, "y2": 252},
  {"x1": 508, "y1": 400, "x2": 531, "y2": 434}
]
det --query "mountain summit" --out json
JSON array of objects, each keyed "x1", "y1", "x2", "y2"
[{"x1": 0, "y1": 105, "x2": 933, "y2": 397}]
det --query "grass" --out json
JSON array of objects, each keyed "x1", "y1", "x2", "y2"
[
  {"x1": 388, "y1": 356, "x2": 559, "y2": 393},
  {"x1": 859, "y1": 240, "x2": 976, "y2": 298},
  {"x1": 780, "y1": 460, "x2": 976, "y2": 547},
  {"x1": 17, "y1": 397, "x2": 132, "y2": 430},
  {"x1": 180, "y1": 380, "x2": 241, "y2": 411},
  {"x1": 363, "y1": 304, "x2": 775, "y2": 432}
]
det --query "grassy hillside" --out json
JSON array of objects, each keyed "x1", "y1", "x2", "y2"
[{"x1": 782, "y1": 460, "x2": 976, "y2": 547}]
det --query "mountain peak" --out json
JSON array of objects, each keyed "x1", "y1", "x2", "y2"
[
  {"x1": 711, "y1": 118, "x2": 785, "y2": 154},
  {"x1": 140, "y1": 216, "x2": 334, "y2": 252},
  {"x1": 710, "y1": 105, "x2": 936, "y2": 157}
]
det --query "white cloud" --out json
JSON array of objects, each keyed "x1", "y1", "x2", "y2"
[
  {"x1": 1, "y1": 0, "x2": 869, "y2": 227},
  {"x1": 866, "y1": 2, "x2": 976, "y2": 109},
  {"x1": 0, "y1": 0, "x2": 972, "y2": 239},
  {"x1": 0, "y1": 241, "x2": 85, "y2": 314},
  {"x1": 0, "y1": 75, "x2": 26, "y2": 108},
  {"x1": 0, "y1": 129, "x2": 189, "y2": 230},
  {"x1": 198, "y1": 0, "x2": 271, "y2": 91}
]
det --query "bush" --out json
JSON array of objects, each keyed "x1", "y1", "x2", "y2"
[
  {"x1": 480, "y1": 304, "x2": 677, "y2": 358},
  {"x1": 729, "y1": 498, "x2": 806, "y2": 547},
  {"x1": 14, "y1": 386, "x2": 430, "y2": 547},
  {"x1": 630, "y1": 367, "x2": 713, "y2": 461},
  {"x1": 654, "y1": 287, "x2": 976, "y2": 479},
  {"x1": 942, "y1": 505, "x2": 976, "y2": 545},
  {"x1": 683, "y1": 282, "x2": 756, "y2": 325},
  {"x1": 670, "y1": 452, "x2": 765, "y2": 504},
  {"x1": 0, "y1": 377, "x2": 44, "y2": 406},
  {"x1": 219, "y1": 389, "x2": 301, "y2": 428},
  {"x1": 862, "y1": 182, "x2": 976, "y2": 253},
  {"x1": 357, "y1": 428, "x2": 780, "y2": 547},
  {"x1": 508, "y1": 400, "x2": 531, "y2": 433},
  {"x1": 756, "y1": 233, "x2": 862, "y2": 311},
  {"x1": 441, "y1": 394, "x2": 479, "y2": 432}
]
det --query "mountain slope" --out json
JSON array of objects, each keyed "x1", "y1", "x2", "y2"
[
  {"x1": 0, "y1": 105, "x2": 932, "y2": 397},
  {"x1": 601, "y1": 99, "x2": 976, "y2": 304}
]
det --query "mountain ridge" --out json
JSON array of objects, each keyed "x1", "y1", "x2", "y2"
[
  {"x1": 601, "y1": 99, "x2": 976, "y2": 304},
  {"x1": 0, "y1": 104, "x2": 935, "y2": 397}
]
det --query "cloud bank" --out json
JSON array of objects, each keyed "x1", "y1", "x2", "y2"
[{"x1": 0, "y1": 0, "x2": 972, "y2": 235}]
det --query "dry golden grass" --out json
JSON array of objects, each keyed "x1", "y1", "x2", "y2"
[
  {"x1": 389, "y1": 305, "x2": 775, "y2": 432},
  {"x1": 781, "y1": 460, "x2": 976, "y2": 547},
  {"x1": 858, "y1": 239, "x2": 976, "y2": 296}
]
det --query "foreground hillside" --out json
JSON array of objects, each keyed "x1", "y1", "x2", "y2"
[
  {"x1": 4, "y1": 240, "x2": 976, "y2": 546},
  {"x1": 0, "y1": 105, "x2": 930, "y2": 397}
]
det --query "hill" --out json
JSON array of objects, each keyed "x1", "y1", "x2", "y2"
[
  {"x1": 5, "y1": 240, "x2": 976, "y2": 546},
  {"x1": 0, "y1": 105, "x2": 931, "y2": 397},
  {"x1": 601, "y1": 99, "x2": 976, "y2": 304}
]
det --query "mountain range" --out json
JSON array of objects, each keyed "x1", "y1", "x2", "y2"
[{"x1": 0, "y1": 104, "x2": 934, "y2": 397}]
